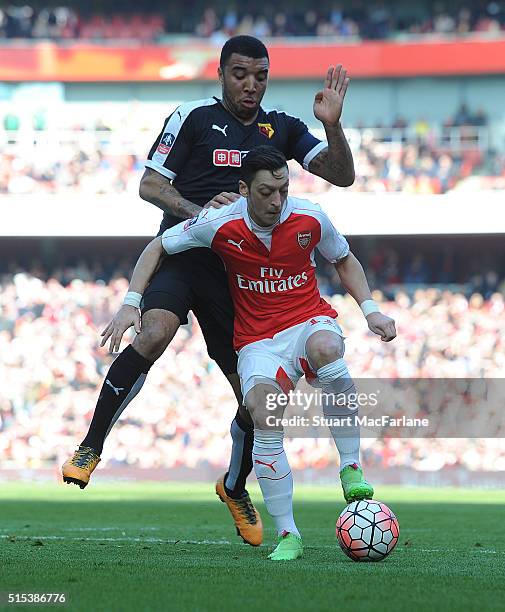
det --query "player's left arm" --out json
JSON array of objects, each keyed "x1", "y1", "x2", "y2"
[
  {"x1": 335, "y1": 253, "x2": 397, "y2": 342},
  {"x1": 316, "y1": 208, "x2": 395, "y2": 342},
  {"x1": 308, "y1": 65, "x2": 355, "y2": 187}
]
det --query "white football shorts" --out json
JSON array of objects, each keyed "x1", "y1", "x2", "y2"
[{"x1": 237, "y1": 315, "x2": 345, "y2": 398}]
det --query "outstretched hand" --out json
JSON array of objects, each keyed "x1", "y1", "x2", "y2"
[
  {"x1": 100, "y1": 305, "x2": 141, "y2": 353},
  {"x1": 313, "y1": 64, "x2": 350, "y2": 127}
]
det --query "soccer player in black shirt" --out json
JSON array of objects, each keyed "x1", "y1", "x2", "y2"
[{"x1": 62, "y1": 36, "x2": 355, "y2": 546}]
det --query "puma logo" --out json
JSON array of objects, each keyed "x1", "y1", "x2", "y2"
[
  {"x1": 254, "y1": 459, "x2": 277, "y2": 473},
  {"x1": 106, "y1": 380, "x2": 124, "y2": 396},
  {"x1": 227, "y1": 239, "x2": 244, "y2": 251},
  {"x1": 212, "y1": 124, "x2": 228, "y2": 136}
]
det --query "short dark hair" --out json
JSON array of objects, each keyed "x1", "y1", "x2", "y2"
[
  {"x1": 241, "y1": 146, "x2": 288, "y2": 187},
  {"x1": 220, "y1": 35, "x2": 269, "y2": 69}
]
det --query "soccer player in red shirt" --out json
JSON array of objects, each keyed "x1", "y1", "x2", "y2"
[
  {"x1": 104, "y1": 146, "x2": 396, "y2": 560},
  {"x1": 63, "y1": 36, "x2": 355, "y2": 548}
]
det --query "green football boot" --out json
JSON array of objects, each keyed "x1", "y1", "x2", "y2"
[
  {"x1": 340, "y1": 463, "x2": 374, "y2": 503},
  {"x1": 268, "y1": 531, "x2": 303, "y2": 561}
]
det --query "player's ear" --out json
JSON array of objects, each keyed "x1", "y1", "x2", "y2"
[
  {"x1": 238, "y1": 180, "x2": 249, "y2": 198},
  {"x1": 218, "y1": 66, "x2": 223, "y2": 85}
]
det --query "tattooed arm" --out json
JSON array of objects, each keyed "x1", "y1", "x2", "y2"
[
  {"x1": 139, "y1": 168, "x2": 201, "y2": 220},
  {"x1": 308, "y1": 124, "x2": 354, "y2": 187},
  {"x1": 139, "y1": 168, "x2": 240, "y2": 218},
  {"x1": 308, "y1": 64, "x2": 355, "y2": 187}
]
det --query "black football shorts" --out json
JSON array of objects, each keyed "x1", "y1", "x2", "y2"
[{"x1": 141, "y1": 247, "x2": 237, "y2": 375}]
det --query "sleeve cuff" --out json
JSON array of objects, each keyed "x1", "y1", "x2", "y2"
[
  {"x1": 144, "y1": 160, "x2": 177, "y2": 181},
  {"x1": 339, "y1": 244, "x2": 350, "y2": 260},
  {"x1": 303, "y1": 141, "x2": 328, "y2": 171},
  {"x1": 331, "y1": 244, "x2": 350, "y2": 263},
  {"x1": 160, "y1": 231, "x2": 172, "y2": 254}
]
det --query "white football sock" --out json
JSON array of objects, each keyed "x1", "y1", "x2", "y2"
[
  {"x1": 317, "y1": 358, "x2": 361, "y2": 469},
  {"x1": 252, "y1": 429, "x2": 300, "y2": 537}
]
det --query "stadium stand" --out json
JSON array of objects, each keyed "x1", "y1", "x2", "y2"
[
  {"x1": 1, "y1": 2, "x2": 505, "y2": 40},
  {"x1": 1, "y1": 268, "x2": 504, "y2": 471},
  {"x1": 1, "y1": 3, "x2": 504, "y2": 484},
  {"x1": 1, "y1": 106, "x2": 503, "y2": 196},
  {"x1": 3, "y1": 6, "x2": 505, "y2": 609}
]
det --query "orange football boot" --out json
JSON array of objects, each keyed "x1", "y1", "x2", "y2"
[
  {"x1": 62, "y1": 446, "x2": 101, "y2": 489},
  {"x1": 215, "y1": 474, "x2": 263, "y2": 546}
]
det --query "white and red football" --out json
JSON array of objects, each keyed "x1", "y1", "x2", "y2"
[{"x1": 336, "y1": 500, "x2": 400, "y2": 561}]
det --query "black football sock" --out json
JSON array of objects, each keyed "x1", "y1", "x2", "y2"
[
  {"x1": 224, "y1": 409, "x2": 254, "y2": 499},
  {"x1": 80, "y1": 345, "x2": 152, "y2": 455}
]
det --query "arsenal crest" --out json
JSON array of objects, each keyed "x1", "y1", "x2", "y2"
[
  {"x1": 297, "y1": 231, "x2": 312, "y2": 249},
  {"x1": 258, "y1": 123, "x2": 275, "y2": 139}
]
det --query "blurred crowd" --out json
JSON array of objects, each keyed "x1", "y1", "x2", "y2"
[
  {"x1": 317, "y1": 252, "x2": 505, "y2": 299},
  {"x1": 0, "y1": 147, "x2": 143, "y2": 196},
  {"x1": 291, "y1": 142, "x2": 505, "y2": 195},
  {"x1": 191, "y1": 2, "x2": 505, "y2": 41},
  {"x1": 1, "y1": 106, "x2": 503, "y2": 196},
  {"x1": 3, "y1": 143, "x2": 501, "y2": 197},
  {"x1": 1, "y1": 268, "x2": 505, "y2": 471},
  {"x1": 1, "y1": 1, "x2": 505, "y2": 41}
]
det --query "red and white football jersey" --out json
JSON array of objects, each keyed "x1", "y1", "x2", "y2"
[{"x1": 161, "y1": 196, "x2": 349, "y2": 350}]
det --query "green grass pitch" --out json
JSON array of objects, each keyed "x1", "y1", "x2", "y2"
[{"x1": 1, "y1": 482, "x2": 505, "y2": 611}]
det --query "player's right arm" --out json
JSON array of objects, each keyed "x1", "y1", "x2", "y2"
[
  {"x1": 139, "y1": 168, "x2": 201, "y2": 219},
  {"x1": 100, "y1": 211, "x2": 222, "y2": 351},
  {"x1": 100, "y1": 237, "x2": 165, "y2": 352},
  {"x1": 140, "y1": 106, "x2": 201, "y2": 219},
  {"x1": 141, "y1": 105, "x2": 238, "y2": 218},
  {"x1": 139, "y1": 169, "x2": 239, "y2": 216}
]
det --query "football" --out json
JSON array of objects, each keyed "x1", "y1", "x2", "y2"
[{"x1": 336, "y1": 500, "x2": 400, "y2": 561}]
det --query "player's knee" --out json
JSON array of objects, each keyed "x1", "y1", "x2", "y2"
[
  {"x1": 133, "y1": 310, "x2": 179, "y2": 361},
  {"x1": 244, "y1": 391, "x2": 264, "y2": 419},
  {"x1": 245, "y1": 384, "x2": 282, "y2": 427},
  {"x1": 306, "y1": 331, "x2": 344, "y2": 370}
]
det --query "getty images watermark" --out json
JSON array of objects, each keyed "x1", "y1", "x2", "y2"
[
  {"x1": 254, "y1": 378, "x2": 505, "y2": 438},
  {"x1": 264, "y1": 389, "x2": 429, "y2": 430}
]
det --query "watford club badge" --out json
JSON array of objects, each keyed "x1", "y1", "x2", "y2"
[
  {"x1": 297, "y1": 231, "x2": 312, "y2": 249},
  {"x1": 258, "y1": 123, "x2": 275, "y2": 139}
]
